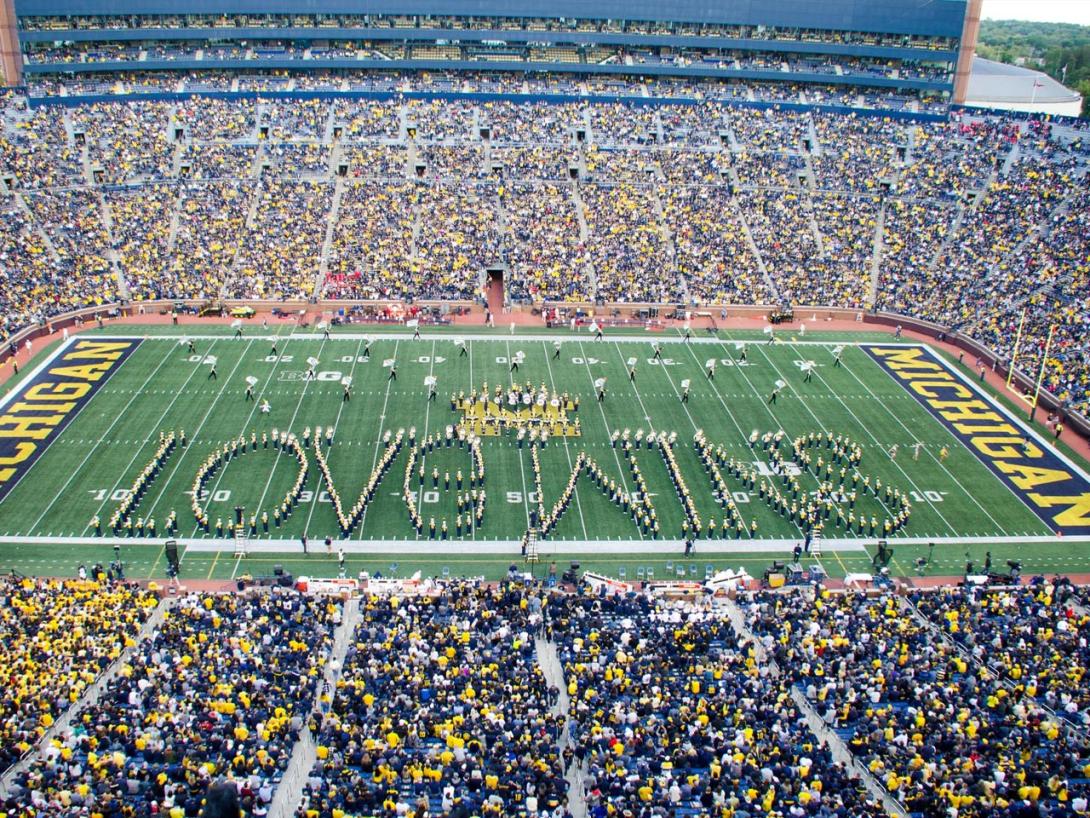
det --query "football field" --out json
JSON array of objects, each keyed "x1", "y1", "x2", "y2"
[{"x1": 1, "y1": 324, "x2": 1088, "y2": 582}]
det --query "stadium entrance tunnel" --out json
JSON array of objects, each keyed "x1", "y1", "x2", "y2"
[{"x1": 486, "y1": 268, "x2": 505, "y2": 314}]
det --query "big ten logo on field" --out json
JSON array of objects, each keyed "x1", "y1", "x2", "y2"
[{"x1": 279, "y1": 370, "x2": 344, "y2": 381}]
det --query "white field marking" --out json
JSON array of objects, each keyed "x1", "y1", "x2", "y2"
[
  {"x1": 670, "y1": 330, "x2": 811, "y2": 544},
  {"x1": 575, "y1": 341, "x2": 644, "y2": 540},
  {"x1": 541, "y1": 340, "x2": 589, "y2": 540},
  {"x1": 673, "y1": 330, "x2": 775, "y2": 447},
  {"x1": 505, "y1": 339, "x2": 531, "y2": 529},
  {"x1": 356, "y1": 339, "x2": 400, "y2": 537},
  {"x1": 611, "y1": 343, "x2": 663, "y2": 433},
  {"x1": 414, "y1": 340, "x2": 439, "y2": 518},
  {"x1": 26, "y1": 342, "x2": 174, "y2": 534},
  {"x1": 301, "y1": 336, "x2": 366, "y2": 538},
  {"x1": 124, "y1": 331, "x2": 897, "y2": 346},
  {"x1": 143, "y1": 326, "x2": 290, "y2": 524},
  {"x1": 755, "y1": 340, "x2": 958, "y2": 536},
  {"x1": 837, "y1": 345, "x2": 1009, "y2": 534},
  {"x1": 79, "y1": 339, "x2": 223, "y2": 533},
  {"x1": 17, "y1": 532, "x2": 1090, "y2": 553},
  {"x1": 467, "y1": 339, "x2": 474, "y2": 540},
  {"x1": 236, "y1": 333, "x2": 334, "y2": 539},
  {"x1": 0, "y1": 336, "x2": 81, "y2": 410}
]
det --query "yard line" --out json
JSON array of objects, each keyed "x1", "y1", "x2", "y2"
[
  {"x1": 28, "y1": 345, "x2": 177, "y2": 534},
  {"x1": 541, "y1": 341, "x2": 588, "y2": 540},
  {"x1": 575, "y1": 341, "x2": 644, "y2": 540},
  {"x1": 840, "y1": 346, "x2": 1012, "y2": 535},
  {"x1": 467, "y1": 340, "x2": 474, "y2": 538},
  {"x1": 754, "y1": 339, "x2": 959, "y2": 536},
  {"x1": 236, "y1": 334, "x2": 334, "y2": 540},
  {"x1": 356, "y1": 339, "x2": 400, "y2": 538},
  {"x1": 143, "y1": 328, "x2": 289, "y2": 524},
  {"x1": 300, "y1": 337, "x2": 366, "y2": 539},
  {"x1": 610, "y1": 344, "x2": 664, "y2": 433},
  {"x1": 670, "y1": 332, "x2": 768, "y2": 445},
  {"x1": 505, "y1": 339, "x2": 532, "y2": 529},
  {"x1": 414, "y1": 340, "x2": 440, "y2": 519},
  {"x1": 78, "y1": 340, "x2": 223, "y2": 534},
  {"x1": 658, "y1": 335, "x2": 808, "y2": 542}
]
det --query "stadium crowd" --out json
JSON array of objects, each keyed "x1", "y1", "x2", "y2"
[
  {"x1": 550, "y1": 591, "x2": 889, "y2": 817},
  {"x1": 742, "y1": 586, "x2": 1090, "y2": 818},
  {"x1": 300, "y1": 584, "x2": 568, "y2": 818},
  {"x1": 1, "y1": 88, "x2": 1088, "y2": 414},
  {"x1": 2, "y1": 589, "x2": 339, "y2": 817},
  {"x1": 0, "y1": 577, "x2": 158, "y2": 774}
]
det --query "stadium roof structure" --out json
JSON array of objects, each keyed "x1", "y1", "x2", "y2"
[{"x1": 965, "y1": 56, "x2": 1083, "y2": 116}]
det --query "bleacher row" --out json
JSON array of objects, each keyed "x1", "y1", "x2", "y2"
[
  {"x1": 742, "y1": 580, "x2": 1090, "y2": 817},
  {"x1": 2, "y1": 575, "x2": 1088, "y2": 817},
  {"x1": 21, "y1": 40, "x2": 951, "y2": 84},
  {"x1": 0, "y1": 90, "x2": 1087, "y2": 413}
]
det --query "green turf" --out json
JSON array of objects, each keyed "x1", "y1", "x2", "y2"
[{"x1": 0, "y1": 325, "x2": 1085, "y2": 582}]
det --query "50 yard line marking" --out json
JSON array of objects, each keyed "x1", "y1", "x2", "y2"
[
  {"x1": 26, "y1": 345, "x2": 176, "y2": 535},
  {"x1": 300, "y1": 336, "x2": 365, "y2": 541},
  {"x1": 505, "y1": 339, "x2": 532, "y2": 529},
  {"x1": 356, "y1": 339, "x2": 400, "y2": 538},
  {"x1": 576, "y1": 341, "x2": 644, "y2": 540},
  {"x1": 541, "y1": 340, "x2": 588, "y2": 541}
]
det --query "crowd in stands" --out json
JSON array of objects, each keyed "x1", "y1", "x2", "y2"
[
  {"x1": 300, "y1": 585, "x2": 568, "y2": 817},
  {"x1": 4, "y1": 566, "x2": 1090, "y2": 818},
  {"x1": 550, "y1": 591, "x2": 889, "y2": 817},
  {"x1": 0, "y1": 577, "x2": 158, "y2": 773},
  {"x1": 742, "y1": 586, "x2": 1090, "y2": 817},
  {"x1": 910, "y1": 583, "x2": 1090, "y2": 724},
  {"x1": 1, "y1": 86, "x2": 1088, "y2": 414},
  {"x1": 2, "y1": 588, "x2": 339, "y2": 817},
  {"x1": 15, "y1": 14, "x2": 956, "y2": 54}
]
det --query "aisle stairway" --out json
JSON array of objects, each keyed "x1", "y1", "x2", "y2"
[
  {"x1": 0, "y1": 595, "x2": 177, "y2": 798},
  {"x1": 269, "y1": 596, "x2": 361, "y2": 818},
  {"x1": 720, "y1": 596, "x2": 909, "y2": 818},
  {"x1": 535, "y1": 634, "x2": 587, "y2": 818}
]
